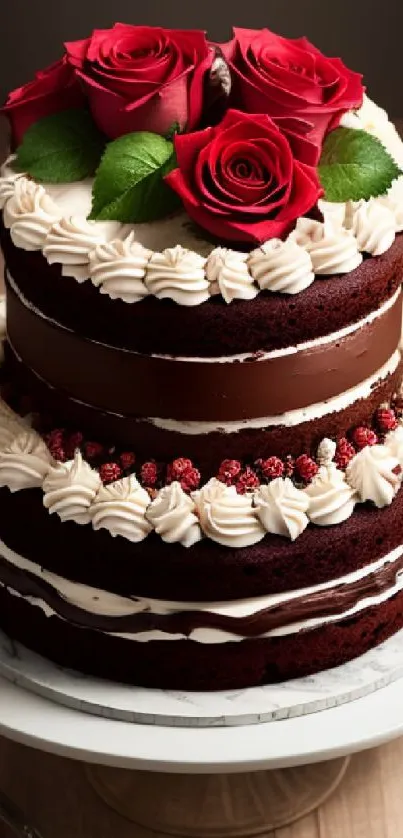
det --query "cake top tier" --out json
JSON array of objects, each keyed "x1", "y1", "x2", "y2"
[{"x1": 2, "y1": 24, "x2": 403, "y2": 308}]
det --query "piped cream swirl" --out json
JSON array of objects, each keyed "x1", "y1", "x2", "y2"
[
  {"x1": 346, "y1": 445, "x2": 402, "y2": 508},
  {"x1": 206, "y1": 247, "x2": 258, "y2": 303},
  {"x1": 146, "y1": 481, "x2": 202, "y2": 547},
  {"x1": 43, "y1": 217, "x2": 123, "y2": 282},
  {"x1": 254, "y1": 478, "x2": 309, "y2": 541},
  {"x1": 89, "y1": 232, "x2": 151, "y2": 302},
  {"x1": 305, "y1": 464, "x2": 358, "y2": 526},
  {"x1": 0, "y1": 430, "x2": 53, "y2": 492},
  {"x1": 91, "y1": 475, "x2": 152, "y2": 542},
  {"x1": 43, "y1": 450, "x2": 101, "y2": 525},
  {"x1": 3, "y1": 177, "x2": 61, "y2": 251},
  {"x1": 351, "y1": 200, "x2": 396, "y2": 255},
  {"x1": 248, "y1": 238, "x2": 314, "y2": 294},
  {"x1": 193, "y1": 478, "x2": 265, "y2": 548},
  {"x1": 145, "y1": 245, "x2": 209, "y2": 306},
  {"x1": 292, "y1": 217, "x2": 363, "y2": 274}
]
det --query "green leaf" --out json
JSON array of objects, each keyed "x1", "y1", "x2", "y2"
[
  {"x1": 89, "y1": 132, "x2": 181, "y2": 223},
  {"x1": 15, "y1": 109, "x2": 106, "y2": 183},
  {"x1": 318, "y1": 127, "x2": 402, "y2": 202}
]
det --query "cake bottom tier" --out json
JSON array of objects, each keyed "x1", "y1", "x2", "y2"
[{"x1": 1, "y1": 584, "x2": 402, "y2": 691}]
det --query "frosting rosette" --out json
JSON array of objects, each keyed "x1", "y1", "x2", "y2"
[
  {"x1": 193, "y1": 477, "x2": 265, "y2": 548},
  {"x1": 221, "y1": 28, "x2": 364, "y2": 163},
  {"x1": 146, "y1": 481, "x2": 202, "y2": 548},
  {"x1": 166, "y1": 109, "x2": 322, "y2": 244},
  {"x1": 65, "y1": 25, "x2": 213, "y2": 138}
]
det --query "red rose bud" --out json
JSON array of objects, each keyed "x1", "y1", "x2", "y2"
[
  {"x1": 99, "y1": 462, "x2": 122, "y2": 484},
  {"x1": 120, "y1": 451, "x2": 136, "y2": 471},
  {"x1": 180, "y1": 467, "x2": 201, "y2": 492},
  {"x1": 260, "y1": 456, "x2": 284, "y2": 480},
  {"x1": 166, "y1": 109, "x2": 322, "y2": 244},
  {"x1": 140, "y1": 461, "x2": 158, "y2": 487},
  {"x1": 295, "y1": 455, "x2": 318, "y2": 482},
  {"x1": 236, "y1": 467, "x2": 260, "y2": 494},
  {"x1": 220, "y1": 28, "x2": 364, "y2": 163},
  {"x1": 1, "y1": 57, "x2": 85, "y2": 145},
  {"x1": 217, "y1": 459, "x2": 242, "y2": 484},
  {"x1": 65, "y1": 25, "x2": 213, "y2": 139},
  {"x1": 376, "y1": 408, "x2": 398, "y2": 432},
  {"x1": 351, "y1": 427, "x2": 378, "y2": 449}
]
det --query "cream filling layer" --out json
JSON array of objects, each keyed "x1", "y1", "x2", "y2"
[{"x1": 0, "y1": 538, "x2": 402, "y2": 643}]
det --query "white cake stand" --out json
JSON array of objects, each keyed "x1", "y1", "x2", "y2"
[{"x1": 2, "y1": 673, "x2": 403, "y2": 836}]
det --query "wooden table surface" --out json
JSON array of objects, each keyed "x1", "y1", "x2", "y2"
[{"x1": 0, "y1": 734, "x2": 403, "y2": 837}]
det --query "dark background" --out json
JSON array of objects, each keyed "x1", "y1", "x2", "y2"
[{"x1": 0, "y1": 0, "x2": 402, "y2": 116}]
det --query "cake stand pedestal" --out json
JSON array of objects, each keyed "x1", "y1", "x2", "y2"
[
  {"x1": 3, "y1": 676, "x2": 403, "y2": 837},
  {"x1": 86, "y1": 758, "x2": 350, "y2": 835}
]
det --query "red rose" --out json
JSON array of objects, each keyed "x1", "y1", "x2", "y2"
[
  {"x1": 2, "y1": 57, "x2": 85, "y2": 145},
  {"x1": 65, "y1": 24, "x2": 213, "y2": 139},
  {"x1": 165, "y1": 109, "x2": 322, "y2": 244},
  {"x1": 221, "y1": 28, "x2": 364, "y2": 163}
]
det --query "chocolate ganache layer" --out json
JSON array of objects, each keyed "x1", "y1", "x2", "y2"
[
  {"x1": 2, "y1": 224, "x2": 403, "y2": 356},
  {"x1": 1, "y1": 547, "x2": 402, "y2": 639},
  {"x1": 4, "y1": 344, "x2": 402, "y2": 470},
  {"x1": 0, "y1": 486, "x2": 403, "y2": 601},
  {"x1": 6, "y1": 273, "x2": 402, "y2": 422},
  {"x1": 1, "y1": 582, "x2": 403, "y2": 688}
]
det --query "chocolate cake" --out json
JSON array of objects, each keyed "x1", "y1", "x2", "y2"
[{"x1": 0, "y1": 23, "x2": 403, "y2": 690}]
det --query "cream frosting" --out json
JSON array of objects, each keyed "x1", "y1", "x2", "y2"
[
  {"x1": 205, "y1": 247, "x2": 258, "y2": 303},
  {"x1": 89, "y1": 232, "x2": 151, "y2": 302},
  {"x1": 254, "y1": 478, "x2": 309, "y2": 541},
  {"x1": 248, "y1": 237, "x2": 314, "y2": 294},
  {"x1": 43, "y1": 216, "x2": 123, "y2": 282},
  {"x1": 346, "y1": 444, "x2": 402, "y2": 508},
  {"x1": 316, "y1": 437, "x2": 337, "y2": 465},
  {"x1": 378, "y1": 175, "x2": 403, "y2": 233},
  {"x1": 145, "y1": 245, "x2": 209, "y2": 306},
  {"x1": 305, "y1": 464, "x2": 358, "y2": 526},
  {"x1": 91, "y1": 474, "x2": 152, "y2": 542},
  {"x1": 0, "y1": 430, "x2": 53, "y2": 492},
  {"x1": 342, "y1": 95, "x2": 403, "y2": 167},
  {"x1": 291, "y1": 217, "x2": 363, "y2": 274},
  {"x1": 3, "y1": 177, "x2": 62, "y2": 251},
  {"x1": 351, "y1": 200, "x2": 396, "y2": 255},
  {"x1": 193, "y1": 478, "x2": 265, "y2": 548},
  {"x1": 146, "y1": 481, "x2": 202, "y2": 548},
  {"x1": 43, "y1": 450, "x2": 101, "y2": 525},
  {"x1": 384, "y1": 424, "x2": 403, "y2": 466}
]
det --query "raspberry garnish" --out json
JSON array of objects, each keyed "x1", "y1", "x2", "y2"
[
  {"x1": 217, "y1": 459, "x2": 242, "y2": 485},
  {"x1": 167, "y1": 458, "x2": 194, "y2": 483},
  {"x1": 46, "y1": 429, "x2": 66, "y2": 462},
  {"x1": 260, "y1": 456, "x2": 284, "y2": 480},
  {"x1": 64, "y1": 431, "x2": 84, "y2": 459},
  {"x1": 295, "y1": 454, "x2": 318, "y2": 482},
  {"x1": 236, "y1": 467, "x2": 260, "y2": 494},
  {"x1": 120, "y1": 451, "x2": 136, "y2": 471},
  {"x1": 180, "y1": 466, "x2": 201, "y2": 492},
  {"x1": 84, "y1": 441, "x2": 105, "y2": 462},
  {"x1": 351, "y1": 426, "x2": 378, "y2": 449},
  {"x1": 284, "y1": 456, "x2": 295, "y2": 478},
  {"x1": 376, "y1": 408, "x2": 398, "y2": 433},
  {"x1": 141, "y1": 461, "x2": 158, "y2": 487},
  {"x1": 99, "y1": 462, "x2": 122, "y2": 484},
  {"x1": 335, "y1": 437, "x2": 356, "y2": 470}
]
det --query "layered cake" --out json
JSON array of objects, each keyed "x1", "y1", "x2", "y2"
[{"x1": 0, "y1": 24, "x2": 403, "y2": 689}]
